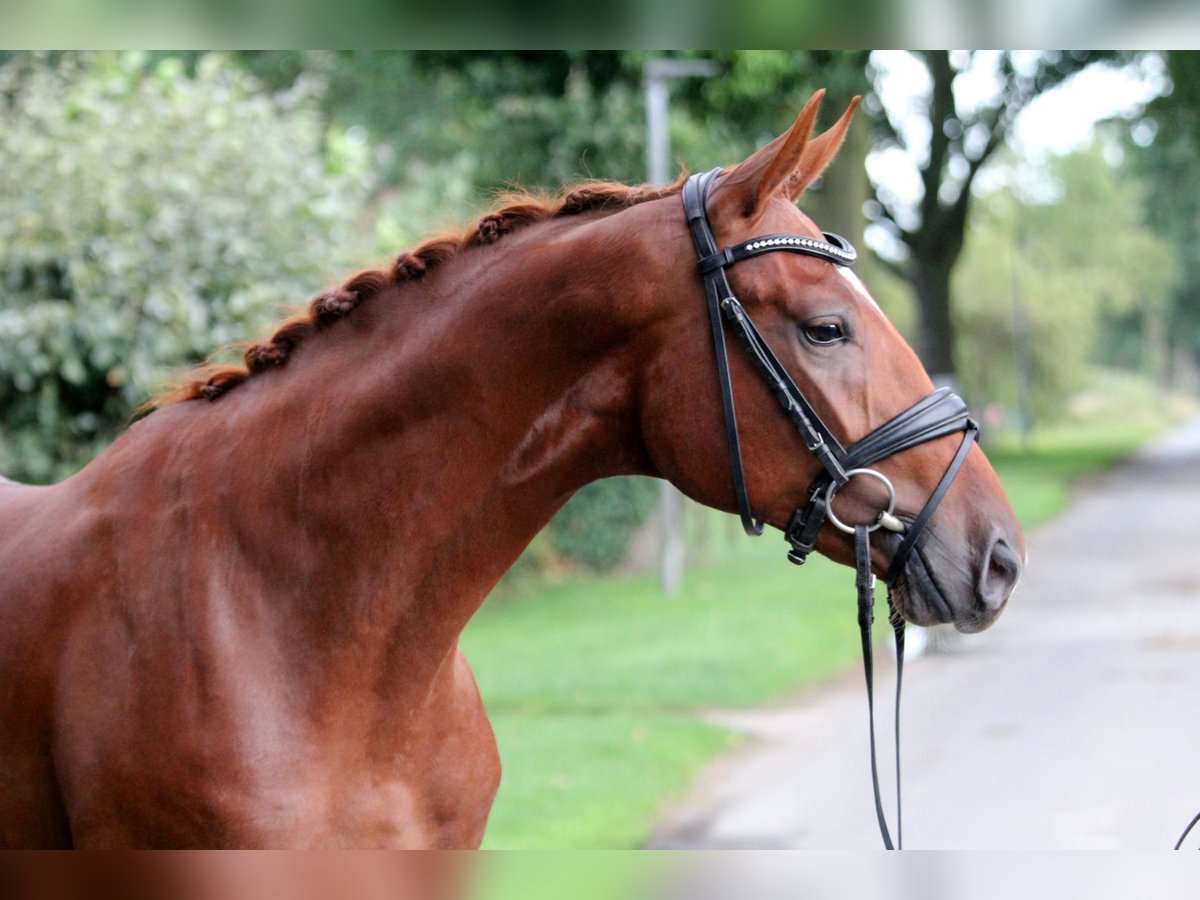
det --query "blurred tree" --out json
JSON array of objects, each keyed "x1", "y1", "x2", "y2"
[
  {"x1": 239, "y1": 51, "x2": 647, "y2": 191},
  {"x1": 0, "y1": 52, "x2": 369, "y2": 482},
  {"x1": 1134, "y1": 52, "x2": 1200, "y2": 389},
  {"x1": 954, "y1": 144, "x2": 1176, "y2": 422},
  {"x1": 547, "y1": 477, "x2": 660, "y2": 573},
  {"x1": 1157, "y1": 51, "x2": 1200, "y2": 145},
  {"x1": 866, "y1": 51, "x2": 1120, "y2": 378},
  {"x1": 238, "y1": 52, "x2": 912, "y2": 321},
  {"x1": 236, "y1": 52, "x2": 871, "y2": 218}
]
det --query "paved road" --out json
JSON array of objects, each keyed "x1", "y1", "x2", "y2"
[{"x1": 650, "y1": 417, "x2": 1200, "y2": 849}]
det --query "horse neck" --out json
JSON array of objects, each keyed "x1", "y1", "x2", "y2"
[{"x1": 202, "y1": 200, "x2": 683, "y2": 668}]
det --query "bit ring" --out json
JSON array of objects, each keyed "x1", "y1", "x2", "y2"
[{"x1": 824, "y1": 468, "x2": 900, "y2": 535}]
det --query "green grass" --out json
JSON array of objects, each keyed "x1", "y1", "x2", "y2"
[
  {"x1": 987, "y1": 425, "x2": 1154, "y2": 528},
  {"x1": 472, "y1": 854, "x2": 663, "y2": 900},
  {"x1": 463, "y1": 371, "x2": 1195, "y2": 853},
  {"x1": 481, "y1": 714, "x2": 732, "y2": 849},
  {"x1": 464, "y1": 539, "x2": 868, "y2": 850},
  {"x1": 987, "y1": 370, "x2": 1196, "y2": 527}
]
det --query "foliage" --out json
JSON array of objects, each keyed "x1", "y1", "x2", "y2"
[
  {"x1": 1137, "y1": 55, "x2": 1200, "y2": 377},
  {"x1": 240, "y1": 51, "x2": 647, "y2": 194},
  {"x1": 466, "y1": 532, "x2": 869, "y2": 848},
  {"x1": 241, "y1": 51, "x2": 861, "y2": 193},
  {"x1": 953, "y1": 145, "x2": 1176, "y2": 422},
  {"x1": 0, "y1": 52, "x2": 370, "y2": 482},
  {"x1": 238, "y1": 51, "x2": 871, "y2": 261},
  {"x1": 1158, "y1": 51, "x2": 1200, "y2": 147},
  {"x1": 985, "y1": 370, "x2": 1196, "y2": 528},
  {"x1": 866, "y1": 50, "x2": 1124, "y2": 374},
  {"x1": 547, "y1": 477, "x2": 659, "y2": 573}
]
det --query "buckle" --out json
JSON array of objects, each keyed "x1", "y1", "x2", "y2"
[{"x1": 784, "y1": 491, "x2": 828, "y2": 566}]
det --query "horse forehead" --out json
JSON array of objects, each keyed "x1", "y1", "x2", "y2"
[{"x1": 836, "y1": 267, "x2": 882, "y2": 314}]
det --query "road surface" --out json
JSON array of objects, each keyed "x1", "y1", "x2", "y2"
[{"x1": 650, "y1": 417, "x2": 1200, "y2": 849}]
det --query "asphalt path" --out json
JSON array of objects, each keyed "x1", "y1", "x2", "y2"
[{"x1": 650, "y1": 417, "x2": 1200, "y2": 849}]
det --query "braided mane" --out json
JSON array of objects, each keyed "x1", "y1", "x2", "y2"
[{"x1": 151, "y1": 172, "x2": 688, "y2": 408}]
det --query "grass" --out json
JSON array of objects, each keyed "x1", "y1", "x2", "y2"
[
  {"x1": 471, "y1": 854, "x2": 663, "y2": 900},
  {"x1": 986, "y1": 371, "x2": 1197, "y2": 528},
  {"x1": 462, "y1": 371, "x2": 1195, "y2": 853},
  {"x1": 464, "y1": 537, "x2": 867, "y2": 850}
]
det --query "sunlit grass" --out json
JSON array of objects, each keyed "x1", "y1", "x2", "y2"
[
  {"x1": 987, "y1": 370, "x2": 1196, "y2": 527},
  {"x1": 465, "y1": 536, "x2": 865, "y2": 850},
  {"x1": 473, "y1": 853, "x2": 663, "y2": 900}
]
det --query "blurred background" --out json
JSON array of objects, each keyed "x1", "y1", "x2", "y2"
[{"x1": 2, "y1": 51, "x2": 1199, "y2": 858}]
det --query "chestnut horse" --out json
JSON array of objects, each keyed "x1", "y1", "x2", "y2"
[{"x1": 0, "y1": 92, "x2": 1023, "y2": 848}]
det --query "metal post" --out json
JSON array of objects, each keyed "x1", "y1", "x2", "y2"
[
  {"x1": 645, "y1": 74, "x2": 671, "y2": 187},
  {"x1": 644, "y1": 57, "x2": 717, "y2": 596}
]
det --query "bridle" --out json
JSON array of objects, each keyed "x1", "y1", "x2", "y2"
[{"x1": 683, "y1": 168, "x2": 980, "y2": 848}]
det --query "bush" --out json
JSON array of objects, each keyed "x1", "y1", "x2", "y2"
[
  {"x1": 0, "y1": 52, "x2": 370, "y2": 482},
  {"x1": 548, "y1": 477, "x2": 659, "y2": 573}
]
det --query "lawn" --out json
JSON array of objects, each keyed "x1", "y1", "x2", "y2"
[
  {"x1": 465, "y1": 535, "x2": 864, "y2": 849},
  {"x1": 462, "y1": 372, "x2": 1194, "y2": 852}
]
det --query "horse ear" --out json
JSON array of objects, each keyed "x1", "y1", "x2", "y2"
[
  {"x1": 785, "y1": 95, "x2": 861, "y2": 202},
  {"x1": 712, "y1": 89, "x2": 826, "y2": 220}
]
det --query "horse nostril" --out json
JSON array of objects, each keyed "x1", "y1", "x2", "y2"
[{"x1": 979, "y1": 536, "x2": 1022, "y2": 612}]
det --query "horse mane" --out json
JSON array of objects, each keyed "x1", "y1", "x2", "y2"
[{"x1": 150, "y1": 172, "x2": 689, "y2": 409}]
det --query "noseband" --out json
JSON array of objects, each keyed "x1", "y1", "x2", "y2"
[{"x1": 683, "y1": 169, "x2": 980, "y2": 848}]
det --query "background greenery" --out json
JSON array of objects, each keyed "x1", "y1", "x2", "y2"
[{"x1": 0, "y1": 52, "x2": 370, "y2": 481}]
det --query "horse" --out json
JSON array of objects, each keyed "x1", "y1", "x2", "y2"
[{"x1": 0, "y1": 90, "x2": 1024, "y2": 848}]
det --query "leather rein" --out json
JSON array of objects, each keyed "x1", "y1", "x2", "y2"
[{"x1": 683, "y1": 169, "x2": 980, "y2": 848}]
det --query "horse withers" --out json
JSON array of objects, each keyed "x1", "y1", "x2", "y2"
[{"x1": 0, "y1": 91, "x2": 1023, "y2": 848}]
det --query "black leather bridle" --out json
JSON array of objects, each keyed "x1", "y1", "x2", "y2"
[{"x1": 684, "y1": 168, "x2": 980, "y2": 848}]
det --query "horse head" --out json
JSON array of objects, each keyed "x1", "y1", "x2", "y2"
[{"x1": 638, "y1": 91, "x2": 1024, "y2": 633}]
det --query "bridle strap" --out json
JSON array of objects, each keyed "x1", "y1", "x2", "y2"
[
  {"x1": 1175, "y1": 811, "x2": 1200, "y2": 849},
  {"x1": 888, "y1": 591, "x2": 905, "y2": 850},
  {"x1": 887, "y1": 420, "x2": 978, "y2": 582},
  {"x1": 844, "y1": 388, "x2": 970, "y2": 469},
  {"x1": 720, "y1": 297, "x2": 848, "y2": 480},
  {"x1": 783, "y1": 390, "x2": 975, "y2": 570},
  {"x1": 704, "y1": 255, "x2": 762, "y2": 537},
  {"x1": 856, "y1": 525, "x2": 905, "y2": 849},
  {"x1": 685, "y1": 170, "x2": 763, "y2": 536},
  {"x1": 684, "y1": 170, "x2": 851, "y2": 538},
  {"x1": 699, "y1": 230, "x2": 857, "y2": 274}
]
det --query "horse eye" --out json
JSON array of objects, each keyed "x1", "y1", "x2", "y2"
[{"x1": 803, "y1": 322, "x2": 845, "y2": 345}]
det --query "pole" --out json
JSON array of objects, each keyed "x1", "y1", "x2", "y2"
[{"x1": 644, "y1": 57, "x2": 717, "y2": 596}]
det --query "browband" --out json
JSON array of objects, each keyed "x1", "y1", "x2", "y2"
[{"x1": 698, "y1": 231, "x2": 857, "y2": 274}]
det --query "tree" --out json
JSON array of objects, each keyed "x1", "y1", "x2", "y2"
[
  {"x1": 866, "y1": 51, "x2": 1119, "y2": 377},
  {"x1": 954, "y1": 144, "x2": 1176, "y2": 421},
  {"x1": 1135, "y1": 52, "x2": 1200, "y2": 388},
  {"x1": 0, "y1": 52, "x2": 370, "y2": 482}
]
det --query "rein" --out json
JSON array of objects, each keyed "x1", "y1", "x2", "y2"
[
  {"x1": 1177, "y1": 812, "x2": 1200, "y2": 849},
  {"x1": 683, "y1": 169, "x2": 980, "y2": 848}
]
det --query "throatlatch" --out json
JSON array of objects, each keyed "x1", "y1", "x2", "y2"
[{"x1": 683, "y1": 169, "x2": 981, "y2": 849}]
